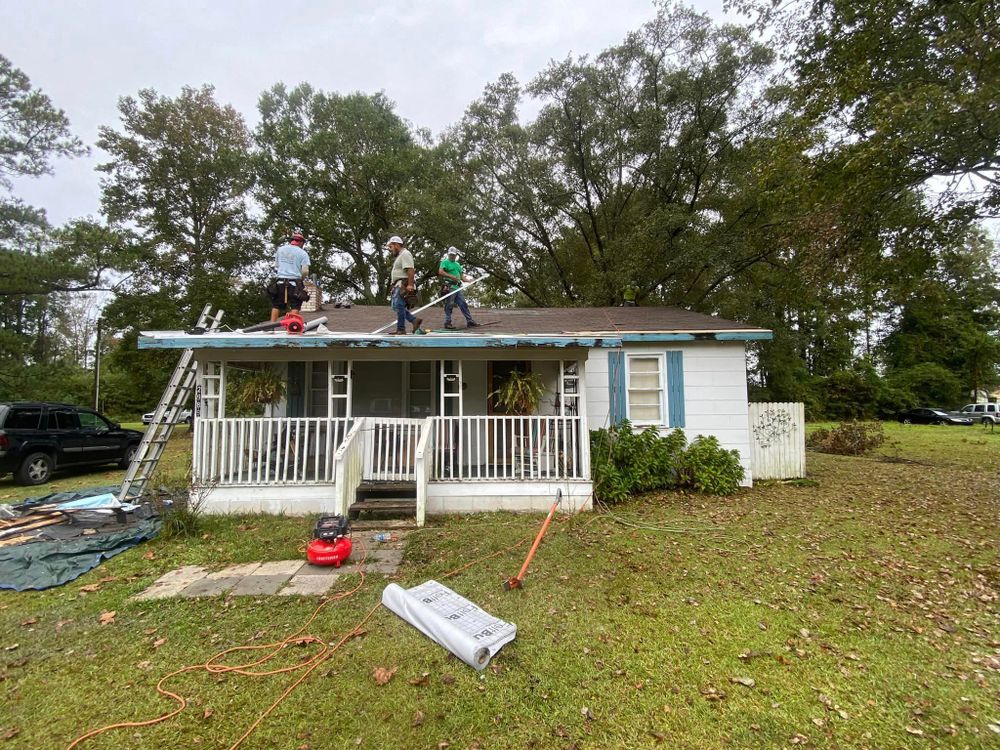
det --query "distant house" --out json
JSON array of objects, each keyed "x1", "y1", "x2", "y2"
[{"x1": 138, "y1": 306, "x2": 772, "y2": 523}]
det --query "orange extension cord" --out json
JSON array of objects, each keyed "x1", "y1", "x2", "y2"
[{"x1": 64, "y1": 523, "x2": 553, "y2": 750}]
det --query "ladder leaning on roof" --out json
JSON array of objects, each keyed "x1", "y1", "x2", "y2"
[{"x1": 117, "y1": 305, "x2": 225, "y2": 502}]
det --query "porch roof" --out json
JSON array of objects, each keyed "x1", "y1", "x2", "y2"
[{"x1": 138, "y1": 305, "x2": 772, "y2": 350}]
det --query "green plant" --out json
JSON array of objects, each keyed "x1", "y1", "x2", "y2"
[
  {"x1": 806, "y1": 420, "x2": 886, "y2": 456},
  {"x1": 676, "y1": 435, "x2": 745, "y2": 495},
  {"x1": 591, "y1": 422, "x2": 686, "y2": 503},
  {"x1": 490, "y1": 370, "x2": 544, "y2": 416},
  {"x1": 231, "y1": 366, "x2": 285, "y2": 415}
]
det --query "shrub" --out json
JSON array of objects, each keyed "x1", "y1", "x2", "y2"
[
  {"x1": 676, "y1": 435, "x2": 745, "y2": 496},
  {"x1": 591, "y1": 424, "x2": 744, "y2": 500},
  {"x1": 591, "y1": 422, "x2": 685, "y2": 503},
  {"x1": 806, "y1": 421, "x2": 885, "y2": 456}
]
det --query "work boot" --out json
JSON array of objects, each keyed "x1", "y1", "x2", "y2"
[
  {"x1": 444, "y1": 322, "x2": 456, "y2": 330},
  {"x1": 412, "y1": 317, "x2": 423, "y2": 333},
  {"x1": 389, "y1": 329, "x2": 407, "y2": 335},
  {"x1": 466, "y1": 320, "x2": 479, "y2": 328}
]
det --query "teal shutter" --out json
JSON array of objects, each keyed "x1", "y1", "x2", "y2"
[
  {"x1": 666, "y1": 351, "x2": 685, "y2": 428},
  {"x1": 608, "y1": 351, "x2": 626, "y2": 425}
]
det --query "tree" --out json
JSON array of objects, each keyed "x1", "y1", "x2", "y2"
[
  {"x1": 256, "y1": 86, "x2": 434, "y2": 303},
  {"x1": 734, "y1": 0, "x2": 1000, "y2": 218},
  {"x1": 444, "y1": 4, "x2": 783, "y2": 307},
  {"x1": 96, "y1": 86, "x2": 261, "y2": 408}
]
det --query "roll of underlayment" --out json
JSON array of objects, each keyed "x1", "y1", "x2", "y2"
[{"x1": 382, "y1": 580, "x2": 517, "y2": 670}]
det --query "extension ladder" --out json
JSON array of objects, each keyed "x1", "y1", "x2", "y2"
[{"x1": 117, "y1": 305, "x2": 224, "y2": 501}]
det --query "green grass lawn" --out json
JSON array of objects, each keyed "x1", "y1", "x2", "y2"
[{"x1": 1, "y1": 425, "x2": 997, "y2": 748}]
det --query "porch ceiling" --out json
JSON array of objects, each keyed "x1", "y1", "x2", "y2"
[{"x1": 138, "y1": 305, "x2": 772, "y2": 350}]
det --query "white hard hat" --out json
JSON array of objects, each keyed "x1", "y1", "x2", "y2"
[
  {"x1": 386, "y1": 235, "x2": 404, "y2": 246},
  {"x1": 446, "y1": 246, "x2": 459, "y2": 257}
]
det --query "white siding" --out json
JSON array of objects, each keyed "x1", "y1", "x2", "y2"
[{"x1": 586, "y1": 341, "x2": 753, "y2": 485}]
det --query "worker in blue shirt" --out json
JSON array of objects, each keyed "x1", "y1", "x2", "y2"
[{"x1": 270, "y1": 230, "x2": 311, "y2": 322}]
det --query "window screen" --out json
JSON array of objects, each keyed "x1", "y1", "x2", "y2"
[
  {"x1": 627, "y1": 356, "x2": 664, "y2": 424},
  {"x1": 4, "y1": 408, "x2": 42, "y2": 430}
]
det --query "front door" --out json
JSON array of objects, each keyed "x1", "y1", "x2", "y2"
[{"x1": 487, "y1": 361, "x2": 531, "y2": 464}]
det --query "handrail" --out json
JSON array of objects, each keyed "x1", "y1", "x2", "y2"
[
  {"x1": 413, "y1": 416, "x2": 435, "y2": 527},
  {"x1": 334, "y1": 417, "x2": 368, "y2": 515}
]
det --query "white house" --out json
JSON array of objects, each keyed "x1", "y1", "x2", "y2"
[{"x1": 138, "y1": 306, "x2": 771, "y2": 524}]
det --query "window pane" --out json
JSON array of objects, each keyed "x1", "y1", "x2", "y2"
[
  {"x1": 629, "y1": 373, "x2": 660, "y2": 389},
  {"x1": 629, "y1": 390, "x2": 660, "y2": 406},
  {"x1": 630, "y1": 404, "x2": 661, "y2": 421},
  {"x1": 78, "y1": 412, "x2": 109, "y2": 430},
  {"x1": 630, "y1": 357, "x2": 660, "y2": 372},
  {"x1": 5, "y1": 409, "x2": 42, "y2": 429}
]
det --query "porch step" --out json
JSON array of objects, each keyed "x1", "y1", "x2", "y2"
[
  {"x1": 348, "y1": 497, "x2": 416, "y2": 522},
  {"x1": 350, "y1": 518, "x2": 419, "y2": 531},
  {"x1": 357, "y1": 481, "x2": 416, "y2": 501}
]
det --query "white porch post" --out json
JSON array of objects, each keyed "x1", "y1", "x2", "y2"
[{"x1": 578, "y1": 357, "x2": 591, "y2": 479}]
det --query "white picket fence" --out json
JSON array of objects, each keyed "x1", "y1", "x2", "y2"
[{"x1": 748, "y1": 402, "x2": 806, "y2": 480}]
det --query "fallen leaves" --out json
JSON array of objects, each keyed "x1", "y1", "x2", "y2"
[
  {"x1": 152, "y1": 637, "x2": 167, "y2": 649},
  {"x1": 79, "y1": 584, "x2": 101, "y2": 593},
  {"x1": 98, "y1": 611, "x2": 116, "y2": 626},
  {"x1": 1, "y1": 727, "x2": 20, "y2": 741},
  {"x1": 372, "y1": 666, "x2": 397, "y2": 685},
  {"x1": 408, "y1": 672, "x2": 430, "y2": 686},
  {"x1": 730, "y1": 676, "x2": 755, "y2": 688},
  {"x1": 19, "y1": 618, "x2": 37, "y2": 627},
  {"x1": 411, "y1": 710, "x2": 425, "y2": 727}
]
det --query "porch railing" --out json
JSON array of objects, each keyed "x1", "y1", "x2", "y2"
[
  {"x1": 431, "y1": 416, "x2": 585, "y2": 481},
  {"x1": 334, "y1": 418, "x2": 368, "y2": 515},
  {"x1": 362, "y1": 417, "x2": 424, "y2": 482},
  {"x1": 194, "y1": 417, "x2": 351, "y2": 485}
]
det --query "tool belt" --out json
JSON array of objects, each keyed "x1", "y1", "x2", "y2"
[
  {"x1": 267, "y1": 279, "x2": 310, "y2": 304},
  {"x1": 393, "y1": 279, "x2": 419, "y2": 309}
]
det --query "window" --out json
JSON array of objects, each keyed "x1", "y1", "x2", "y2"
[
  {"x1": 626, "y1": 355, "x2": 665, "y2": 424},
  {"x1": 78, "y1": 411, "x2": 111, "y2": 430},
  {"x1": 308, "y1": 362, "x2": 329, "y2": 417},
  {"x1": 49, "y1": 409, "x2": 79, "y2": 430},
  {"x1": 974, "y1": 405, "x2": 985, "y2": 413},
  {"x1": 4, "y1": 408, "x2": 42, "y2": 430}
]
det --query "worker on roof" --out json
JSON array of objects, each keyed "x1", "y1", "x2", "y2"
[
  {"x1": 438, "y1": 246, "x2": 478, "y2": 329},
  {"x1": 386, "y1": 235, "x2": 422, "y2": 335},
  {"x1": 269, "y1": 230, "x2": 311, "y2": 322}
]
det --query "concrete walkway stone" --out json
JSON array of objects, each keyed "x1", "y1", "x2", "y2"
[
  {"x1": 278, "y1": 573, "x2": 341, "y2": 596},
  {"x1": 133, "y1": 545, "x2": 403, "y2": 601}
]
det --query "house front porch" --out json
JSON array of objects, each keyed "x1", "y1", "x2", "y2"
[{"x1": 188, "y1": 352, "x2": 592, "y2": 522}]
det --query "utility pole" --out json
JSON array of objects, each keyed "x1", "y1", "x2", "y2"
[{"x1": 93, "y1": 317, "x2": 102, "y2": 410}]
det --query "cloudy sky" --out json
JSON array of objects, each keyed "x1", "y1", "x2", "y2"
[{"x1": 1, "y1": 0, "x2": 729, "y2": 226}]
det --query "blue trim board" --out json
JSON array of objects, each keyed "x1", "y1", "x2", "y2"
[
  {"x1": 666, "y1": 350, "x2": 685, "y2": 428},
  {"x1": 608, "y1": 351, "x2": 626, "y2": 425},
  {"x1": 138, "y1": 329, "x2": 772, "y2": 350}
]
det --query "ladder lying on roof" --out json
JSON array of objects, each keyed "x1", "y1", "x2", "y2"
[{"x1": 117, "y1": 305, "x2": 224, "y2": 502}]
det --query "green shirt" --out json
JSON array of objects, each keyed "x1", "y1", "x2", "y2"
[{"x1": 439, "y1": 258, "x2": 463, "y2": 289}]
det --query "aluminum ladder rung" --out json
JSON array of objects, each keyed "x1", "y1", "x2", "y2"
[{"x1": 117, "y1": 304, "x2": 223, "y2": 502}]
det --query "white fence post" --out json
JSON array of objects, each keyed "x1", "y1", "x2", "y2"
[{"x1": 748, "y1": 402, "x2": 806, "y2": 480}]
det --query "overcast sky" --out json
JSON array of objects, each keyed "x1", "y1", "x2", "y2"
[{"x1": 1, "y1": 0, "x2": 729, "y2": 226}]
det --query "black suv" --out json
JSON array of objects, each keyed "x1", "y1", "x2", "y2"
[{"x1": 0, "y1": 402, "x2": 144, "y2": 485}]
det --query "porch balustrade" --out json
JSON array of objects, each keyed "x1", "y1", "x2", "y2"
[
  {"x1": 431, "y1": 416, "x2": 586, "y2": 481},
  {"x1": 194, "y1": 417, "x2": 352, "y2": 485}
]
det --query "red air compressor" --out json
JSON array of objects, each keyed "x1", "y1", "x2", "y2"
[{"x1": 306, "y1": 515, "x2": 353, "y2": 567}]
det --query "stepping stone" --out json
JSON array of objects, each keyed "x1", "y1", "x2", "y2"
[
  {"x1": 208, "y1": 563, "x2": 261, "y2": 579},
  {"x1": 255, "y1": 560, "x2": 304, "y2": 577},
  {"x1": 297, "y1": 563, "x2": 350, "y2": 575},
  {"x1": 232, "y1": 575, "x2": 293, "y2": 596},
  {"x1": 179, "y1": 576, "x2": 241, "y2": 598},
  {"x1": 132, "y1": 565, "x2": 208, "y2": 601},
  {"x1": 278, "y1": 573, "x2": 341, "y2": 596}
]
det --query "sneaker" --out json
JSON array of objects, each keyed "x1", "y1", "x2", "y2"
[
  {"x1": 466, "y1": 320, "x2": 479, "y2": 328},
  {"x1": 412, "y1": 317, "x2": 423, "y2": 333},
  {"x1": 444, "y1": 323, "x2": 456, "y2": 330}
]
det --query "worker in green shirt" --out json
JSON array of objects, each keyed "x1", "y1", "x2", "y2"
[{"x1": 438, "y1": 246, "x2": 478, "y2": 329}]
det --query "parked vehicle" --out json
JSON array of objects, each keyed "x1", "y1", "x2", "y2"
[
  {"x1": 142, "y1": 408, "x2": 192, "y2": 425},
  {"x1": 0, "y1": 402, "x2": 144, "y2": 485},
  {"x1": 955, "y1": 403, "x2": 998, "y2": 426},
  {"x1": 897, "y1": 408, "x2": 973, "y2": 426}
]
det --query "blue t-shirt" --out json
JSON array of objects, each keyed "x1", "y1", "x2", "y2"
[{"x1": 275, "y1": 243, "x2": 310, "y2": 279}]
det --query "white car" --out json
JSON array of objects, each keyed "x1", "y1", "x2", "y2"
[
  {"x1": 141, "y1": 409, "x2": 193, "y2": 425},
  {"x1": 957, "y1": 403, "x2": 998, "y2": 425}
]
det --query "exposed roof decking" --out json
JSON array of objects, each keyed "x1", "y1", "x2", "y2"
[{"x1": 138, "y1": 305, "x2": 772, "y2": 350}]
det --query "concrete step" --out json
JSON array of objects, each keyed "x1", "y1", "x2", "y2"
[{"x1": 350, "y1": 518, "x2": 418, "y2": 531}]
